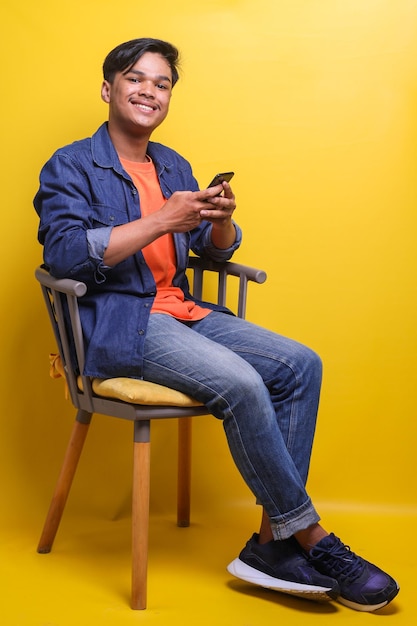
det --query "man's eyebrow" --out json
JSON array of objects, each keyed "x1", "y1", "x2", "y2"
[{"x1": 125, "y1": 68, "x2": 172, "y2": 84}]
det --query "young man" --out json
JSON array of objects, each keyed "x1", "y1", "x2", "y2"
[{"x1": 34, "y1": 38, "x2": 399, "y2": 612}]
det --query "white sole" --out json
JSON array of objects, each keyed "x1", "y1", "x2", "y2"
[
  {"x1": 337, "y1": 596, "x2": 388, "y2": 612},
  {"x1": 227, "y1": 558, "x2": 336, "y2": 602}
]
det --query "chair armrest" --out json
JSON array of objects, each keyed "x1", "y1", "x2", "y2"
[
  {"x1": 35, "y1": 267, "x2": 87, "y2": 298},
  {"x1": 187, "y1": 256, "x2": 267, "y2": 285}
]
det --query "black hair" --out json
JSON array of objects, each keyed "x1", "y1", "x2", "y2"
[{"x1": 103, "y1": 38, "x2": 180, "y2": 86}]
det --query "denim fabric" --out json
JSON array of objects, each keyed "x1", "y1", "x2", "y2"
[
  {"x1": 143, "y1": 312, "x2": 322, "y2": 539},
  {"x1": 34, "y1": 123, "x2": 242, "y2": 378}
]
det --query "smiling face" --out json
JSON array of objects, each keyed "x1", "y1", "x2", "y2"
[{"x1": 101, "y1": 52, "x2": 173, "y2": 140}]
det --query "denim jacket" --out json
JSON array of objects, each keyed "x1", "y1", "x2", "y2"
[{"x1": 34, "y1": 123, "x2": 242, "y2": 378}]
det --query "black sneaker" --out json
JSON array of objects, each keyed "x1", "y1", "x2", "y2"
[
  {"x1": 227, "y1": 533, "x2": 340, "y2": 601},
  {"x1": 309, "y1": 533, "x2": 400, "y2": 611}
]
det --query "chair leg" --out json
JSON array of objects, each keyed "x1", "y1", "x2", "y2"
[
  {"x1": 131, "y1": 421, "x2": 151, "y2": 610},
  {"x1": 37, "y1": 411, "x2": 91, "y2": 554},
  {"x1": 177, "y1": 417, "x2": 192, "y2": 527}
]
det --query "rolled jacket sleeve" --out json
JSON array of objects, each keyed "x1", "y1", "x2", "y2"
[
  {"x1": 200, "y1": 221, "x2": 242, "y2": 262},
  {"x1": 86, "y1": 226, "x2": 112, "y2": 262}
]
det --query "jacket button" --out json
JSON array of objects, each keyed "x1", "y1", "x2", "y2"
[{"x1": 138, "y1": 329, "x2": 144, "y2": 335}]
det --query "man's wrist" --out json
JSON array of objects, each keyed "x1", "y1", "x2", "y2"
[{"x1": 210, "y1": 220, "x2": 236, "y2": 249}]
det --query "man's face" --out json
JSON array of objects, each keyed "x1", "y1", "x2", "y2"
[{"x1": 101, "y1": 52, "x2": 173, "y2": 135}]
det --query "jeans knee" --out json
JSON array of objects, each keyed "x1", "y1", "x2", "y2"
[
  {"x1": 225, "y1": 365, "x2": 269, "y2": 410},
  {"x1": 306, "y1": 346, "x2": 322, "y2": 375},
  {"x1": 279, "y1": 343, "x2": 322, "y2": 391},
  {"x1": 299, "y1": 345, "x2": 322, "y2": 391}
]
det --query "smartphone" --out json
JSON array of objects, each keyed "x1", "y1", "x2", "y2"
[{"x1": 207, "y1": 171, "x2": 234, "y2": 188}]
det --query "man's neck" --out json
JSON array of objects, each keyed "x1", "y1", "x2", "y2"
[{"x1": 108, "y1": 123, "x2": 151, "y2": 163}]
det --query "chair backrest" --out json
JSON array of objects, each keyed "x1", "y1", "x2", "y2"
[{"x1": 35, "y1": 258, "x2": 267, "y2": 412}]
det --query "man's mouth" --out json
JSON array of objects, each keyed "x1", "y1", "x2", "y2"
[{"x1": 132, "y1": 102, "x2": 156, "y2": 113}]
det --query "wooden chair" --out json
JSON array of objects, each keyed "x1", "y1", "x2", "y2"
[{"x1": 35, "y1": 256, "x2": 267, "y2": 609}]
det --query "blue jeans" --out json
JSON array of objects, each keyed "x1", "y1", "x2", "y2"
[{"x1": 142, "y1": 311, "x2": 322, "y2": 540}]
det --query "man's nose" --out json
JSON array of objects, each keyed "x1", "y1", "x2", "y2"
[{"x1": 139, "y1": 80, "x2": 155, "y2": 97}]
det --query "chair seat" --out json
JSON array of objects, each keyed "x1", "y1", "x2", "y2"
[{"x1": 49, "y1": 353, "x2": 202, "y2": 407}]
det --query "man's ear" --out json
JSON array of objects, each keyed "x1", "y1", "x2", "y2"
[{"x1": 101, "y1": 80, "x2": 111, "y2": 103}]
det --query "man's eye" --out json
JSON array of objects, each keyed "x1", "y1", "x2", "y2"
[{"x1": 157, "y1": 83, "x2": 167, "y2": 90}]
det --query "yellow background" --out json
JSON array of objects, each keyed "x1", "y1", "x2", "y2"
[{"x1": 1, "y1": 0, "x2": 416, "y2": 624}]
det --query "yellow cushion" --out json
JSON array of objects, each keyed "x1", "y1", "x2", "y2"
[
  {"x1": 91, "y1": 377, "x2": 203, "y2": 407},
  {"x1": 49, "y1": 352, "x2": 202, "y2": 407}
]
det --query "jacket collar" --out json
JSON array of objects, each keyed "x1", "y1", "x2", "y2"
[{"x1": 90, "y1": 122, "x2": 173, "y2": 178}]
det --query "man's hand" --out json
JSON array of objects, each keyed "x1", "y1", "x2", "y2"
[
  {"x1": 199, "y1": 181, "x2": 236, "y2": 222},
  {"x1": 199, "y1": 181, "x2": 237, "y2": 249}
]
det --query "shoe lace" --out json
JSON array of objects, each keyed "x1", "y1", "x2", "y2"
[{"x1": 313, "y1": 539, "x2": 366, "y2": 583}]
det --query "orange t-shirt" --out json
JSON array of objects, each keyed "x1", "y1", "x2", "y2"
[{"x1": 120, "y1": 157, "x2": 211, "y2": 321}]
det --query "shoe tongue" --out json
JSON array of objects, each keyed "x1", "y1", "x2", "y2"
[
  {"x1": 317, "y1": 533, "x2": 337, "y2": 548},
  {"x1": 310, "y1": 533, "x2": 338, "y2": 554}
]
